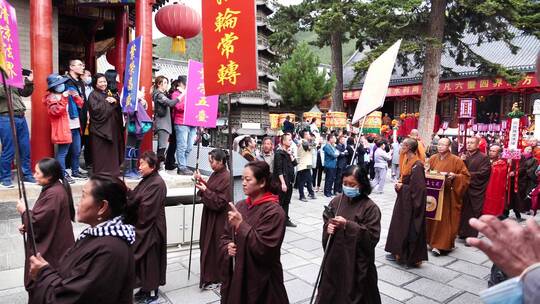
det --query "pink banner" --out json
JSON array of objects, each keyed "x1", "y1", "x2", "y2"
[
  {"x1": 183, "y1": 60, "x2": 219, "y2": 128},
  {"x1": 0, "y1": 0, "x2": 23, "y2": 88}
]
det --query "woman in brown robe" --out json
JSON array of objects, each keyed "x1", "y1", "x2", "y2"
[
  {"x1": 220, "y1": 161, "x2": 288, "y2": 304},
  {"x1": 385, "y1": 138, "x2": 428, "y2": 267},
  {"x1": 88, "y1": 73, "x2": 124, "y2": 177},
  {"x1": 27, "y1": 174, "x2": 137, "y2": 304},
  {"x1": 130, "y1": 151, "x2": 167, "y2": 303},
  {"x1": 316, "y1": 165, "x2": 381, "y2": 304},
  {"x1": 194, "y1": 149, "x2": 231, "y2": 290},
  {"x1": 16, "y1": 158, "x2": 75, "y2": 288}
]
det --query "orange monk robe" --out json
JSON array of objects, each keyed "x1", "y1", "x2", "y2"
[
  {"x1": 482, "y1": 159, "x2": 508, "y2": 216},
  {"x1": 398, "y1": 139, "x2": 426, "y2": 181},
  {"x1": 426, "y1": 153, "x2": 470, "y2": 251}
]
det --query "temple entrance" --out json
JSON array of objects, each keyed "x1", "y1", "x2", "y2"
[{"x1": 476, "y1": 95, "x2": 502, "y2": 123}]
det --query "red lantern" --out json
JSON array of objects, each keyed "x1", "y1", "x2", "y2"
[
  {"x1": 155, "y1": 3, "x2": 201, "y2": 54},
  {"x1": 106, "y1": 47, "x2": 116, "y2": 66}
]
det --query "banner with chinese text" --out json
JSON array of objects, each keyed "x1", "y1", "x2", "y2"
[
  {"x1": 202, "y1": 0, "x2": 258, "y2": 95},
  {"x1": 183, "y1": 60, "x2": 219, "y2": 128},
  {"x1": 425, "y1": 174, "x2": 445, "y2": 221},
  {"x1": 121, "y1": 36, "x2": 142, "y2": 113},
  {"x1": 0, "y1": 0, "x2": 23, "y2": 88}
]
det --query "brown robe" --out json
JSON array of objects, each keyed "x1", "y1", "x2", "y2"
[
  {"x1": 88, "y1": 89, "x2": 124, "y2": 177},
  {"x1": 28, "y1": 235, "x2": 135, "y2": 304},
  {"x1": 220, "y1": 199, "x2": 288, "y2": 304},
  {"x1": 23, "y1": 181, "x2": 74, "y2": 288},
  {"x1": 131, "y1": 171, "x2": 167, "y2": 291},
  {"x1": 509, "y1": 156, "x2": 538, "y2": 212},
  {"x1": 426, "y1": 153, "x2": 470, "y2": 251},
  {"x1": 316, "y1": 194, "x2": 382, "y2": 304},
  {"x1": 459, "y1": 151, "x2": 491, "y2": 238},
  {"x1": 385, "y1": 161, "x2": 428, "y2": 265},
  {"x1": 198, "y1": 167, "x2": 231, "y2": 288}
]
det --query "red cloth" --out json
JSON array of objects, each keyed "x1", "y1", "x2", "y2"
[
  {"x1": 482, "y1": 159, "x2": 508, "y2": 216},
  {"x1": 479, "y1": 138, "x2": 487, "y2": 154},
  {"x1": 433, "y1": 114, "x2": 440, "y2": 133},
  {"x1": 245, "y1": 192, "x2": 279, "y2": 209}
]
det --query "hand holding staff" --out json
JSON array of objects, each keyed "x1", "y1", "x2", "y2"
[
  {"x1": 29, "y1": 253, "x2": 48, "y2": 280},
  {"x1": 228, "y1": 202, "x2": 243, "y2": 230}
]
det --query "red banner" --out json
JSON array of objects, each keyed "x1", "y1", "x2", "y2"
[
  {"x1": 344, "y1": 73, "x2": 539, "y2": 101},
  {"x1": 202, "y1": 0, "x2": 258, "y2": 96}
]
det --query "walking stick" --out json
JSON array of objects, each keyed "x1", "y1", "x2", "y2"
[
  {"x1": 227, "y1": 93, "x2": 236, "y2": 269},
  {"x1": 0, "y1": 68, "x2": 37, "y2": 255},
  {"x1": 309, "y1": 118, "x2": 367, "y2": 304},
  {"x1": 187, "y1": 127, "x2": 202, "y2": 280}
]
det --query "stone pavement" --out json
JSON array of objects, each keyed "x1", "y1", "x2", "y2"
[{"x1": 1, "y1": 177, "x2": 538, "y2": 304}]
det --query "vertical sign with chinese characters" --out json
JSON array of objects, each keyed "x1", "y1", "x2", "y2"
[
  {"x1": 202, "y1": 0, "x2": 258, "y2": 95},
  {"x1": 0, "y1": 0, "x2": 23, "y2": 88},
  {"x1": 121, "y1": 36, "x2": 142, "y2": 113},
  {"x1": 183, "y1": 60, "x2": 219, "y2": 128}
]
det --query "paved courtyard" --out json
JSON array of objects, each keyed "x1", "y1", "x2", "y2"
[{"x1": 0, "y1": 177, "x2": 537, "y2": 304}]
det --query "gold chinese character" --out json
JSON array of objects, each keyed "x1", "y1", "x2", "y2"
[
  {"x1": 522, "y1": 75, "x2": 533, "y2": 86},
  {"x1": 217, "y1": 32, "x2": 239, "y2": 58},
  {"x1": 0, "y1": 6, "x2": 8, "y2": 24},
  {"x1": 199, "y1": 68, "x2": 204, "y2": 80},
  {"x1": 455, "y1": 82, "x2": 463, "y2": 90},
  {"x1": 402, "y1": 86, "x2": 410, "y2": 94},
  {"x1": 0, "y1": 25, "x2": 12, "y2": 43},
  {"x1": 479, "y1": 79, "x2": 489, "y2": 88},
  {"x1": 411, "y1": 86, "x2": 420, "y2": 94},
  {"x1": 443, "y1": 83, "x2": 451, "y2": 91},
  {"x1": 130, "y1": 45, "x2": 136, "y2": 58},
  {"x1": 195, "y1": 96, "x2": 210, "y2": 107},
  {"x1": 197, "y1": 110, "x2": 208, "y2": 122},
  {"x1": 197, "y1": 82, "x2": 205, "y2": 95},
  {"x1": 217, "y1": 60, "x2": 241, "y2": 85},
  {"x1": 467, "y1": 81, "x2": 476, "y2": 89},
  {"x1": 493, "y1": 78, "x2": 503, "y2": 87},
  {"x1": 215, "y1": 8, "x2": 241, "y2": 33},
  {"x1": 126, "y1": 95, "x2": 132, "y2": 107}
]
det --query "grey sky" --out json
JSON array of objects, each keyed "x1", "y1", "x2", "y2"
[{"x1": 153, "y1": 0, "x2": 302, "y2": 38}]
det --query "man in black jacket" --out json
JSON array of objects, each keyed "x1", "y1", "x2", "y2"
[{"x1": 274, "y1": 132, "x2": 298, "y2": 227}]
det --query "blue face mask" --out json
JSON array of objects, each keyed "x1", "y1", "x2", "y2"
[
  {"x1": 54, "y1": 84, "x2": 65, "y2": 93},
  {"x1": 342, "y1": 185, "x2": 360, "y2": 198},
  {"x1": 480, "y1": 277, "x2": 522, "y2": 304}
]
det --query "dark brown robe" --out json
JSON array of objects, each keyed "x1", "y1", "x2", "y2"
[
  {"x1": 220, "y1": 199, "x2": 288, "y2": 304},
  {"x1": 28, "y1": 235, "x2": 135, "y2": 304},
  {"x1": 385, "y1": 161, "x2": 428, "y2": 265},
  {"x1": 23, "y1": 181, "x2": 74, "y2": 288},
  {"x1": 510, "y1": 156, "x2": 538, "y2": 212},
  {"x1": 131, "y1": 171, "x2": 167, "y2": 291},
  {"x1": 459, "y1": 151, "x2": 491, "y2": 238},
  {"x1": 316, "y1": 194, "x2": 382, "y2": 304},
  {"x1": 198, "y1": 167, "x2": 231, "y2": 288},
  {"x1": 426, "y1": 154, "x2": 470, "y2": 251},
  {"x1": 88, "y1": 89, "x2": 124, "y2": 177}
]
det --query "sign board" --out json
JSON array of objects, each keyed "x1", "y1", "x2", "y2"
[
  {"x1": 507, "y1": 118, "x2": 520, "y2": 150},
  {"x1": 459, "y1": 98, "x2": 476, "y2": 119},
  {"x1": 121, "y1": 36, "x2": 142, "y2": 113},
  {"x1": 183, "y1": 60, "x2": 219, "y2": 128},
  {"x1": 425, "y1": 174, "x2": 445, "y2": 221}
]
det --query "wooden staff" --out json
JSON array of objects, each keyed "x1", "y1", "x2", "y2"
[
  {"x1": 309, "y1": 118, "x2": 367, "y2": 303},
  {"x1": 0, "y1": 68, "x2": 37, "y2": 255},
  {"x1": 227, "y1": 93, "x2": 235, "y2": 269},
  {"x1": 187, "y1": 127, "x2": 202, "y2": 280}
]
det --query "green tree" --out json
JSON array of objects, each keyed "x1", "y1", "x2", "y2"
[{"x1": 274, "y1": 42, "x2": 335, "y2": 110}]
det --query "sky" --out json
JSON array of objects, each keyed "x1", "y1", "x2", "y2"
[{"x1": 152, "y1": 0, "x2": 303, "y2": 39}]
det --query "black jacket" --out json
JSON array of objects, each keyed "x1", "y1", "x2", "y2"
[
  {"x1": 336, "y1": 143, "x2": 348, "y2": 169},
  {"x1": 273, "y1": 149, "x2": 297, "y2": 185}
]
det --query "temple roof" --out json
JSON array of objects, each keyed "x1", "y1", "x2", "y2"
[{"x1": 343, "y1": 31, "x2": 540, "y2": 90}]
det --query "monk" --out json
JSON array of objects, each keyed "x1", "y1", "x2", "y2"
[
  {"x1": 398, "y1": 129, "x2": 426, "y2": 181},
  {"x1": 194, "y1": 149, "x2": 231, "y2": 290},
  {"x1": 426, "y1": 137, "x2": 470, "y2": 256},
  {"x1": 458, "y1": 137, "x2": 491, "y2": 239},
  {"x1": 385, "y1": 138, "x2": 428, "y2": 267},
  {"x1": 506, "y1": 145, "x2": 537, "y2": 220},
  {"x1": 482, "y1": 145, "x2": 508, "y2": 217}
]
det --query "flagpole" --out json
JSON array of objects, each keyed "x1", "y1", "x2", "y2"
[
  {"x1": 309, "y1": 117, "x2": 367, "y2": 304},
  {"x1": 187, "y1": 127, "x2": 202, "y2": 280},
  {"x1": 227, "y1": 93, "x2": 235, "y2": 270}
]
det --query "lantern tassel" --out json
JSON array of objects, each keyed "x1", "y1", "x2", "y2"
[{"x1": 172, "y1": 37, "x2": 186, "y2": 54}]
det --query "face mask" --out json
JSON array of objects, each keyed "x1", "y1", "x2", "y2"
[
  {"x1": 480, "y1": 277, "x2": 522, "y2": 304},
  {"x1": 84, "y1": 78, "x2": 92, "y2": 85},
  {"x1": 342, "y1": 185, "x2": 360, "y2": 198},
  {"x1": 54, "y1": 84, "x2": 65, "y2": 93}
]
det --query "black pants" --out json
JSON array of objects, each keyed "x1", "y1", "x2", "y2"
[
  {"x1": 297, "y1": 169, "x2": 314, "y2": 199},
  {"x1": 334, "y1": 167, "x2": 344, "y2": 193},
  {"x1": 164, "y1": 125, "x2": 177, "y2": 170},
  {"x1": 279, "y1": 182, "x2": 293, "y2": 219},
  {"x1": 82, "y1": 134, "x2": 92, "y2": 169},
  {"x1": 312, "y1": 166, "x2": 323, "y2": 188},
  {"x1": 324, "y1": 167, "x2": 336, "y2": 196}
]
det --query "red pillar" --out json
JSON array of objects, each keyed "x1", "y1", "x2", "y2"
[
  {"x1": 30, "y1": 0, "x2": 53, "y2": 166},
  {"x1": 115, "y1": 7, "x2": 128, "y2": 83},
  {"x1": 136, "y1": 0, "x2": 154, "y2": 153},
  {"x1": 85, "y1": 36, "x2": 96, "y2": 74}
]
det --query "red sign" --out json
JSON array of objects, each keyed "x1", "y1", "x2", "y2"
[
  {"x1": 202, "y1": 0, "x2": 258, "y2": 96},
  {"x1": 458, "y1": 98, "x2": 476, "y2": 118},
  {"x1": 344, "y1": 73, "x2": 540, "y2": 101}
]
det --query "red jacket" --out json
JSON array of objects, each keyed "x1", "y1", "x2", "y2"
[{"x1": 43, "y1": 93, "x2": 83, "y2": 144}]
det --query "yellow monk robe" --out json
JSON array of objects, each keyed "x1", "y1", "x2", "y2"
[{"x1": 426, "y1": 153, "x2": 470, "y2": 251}]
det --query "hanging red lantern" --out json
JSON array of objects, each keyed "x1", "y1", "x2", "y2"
[
  {"x1": 106, "y1": 47, "x2": 117, "y2": 66},
  {"x1": 155, "y1": 3, "x2": 201, "y2": 54}
]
